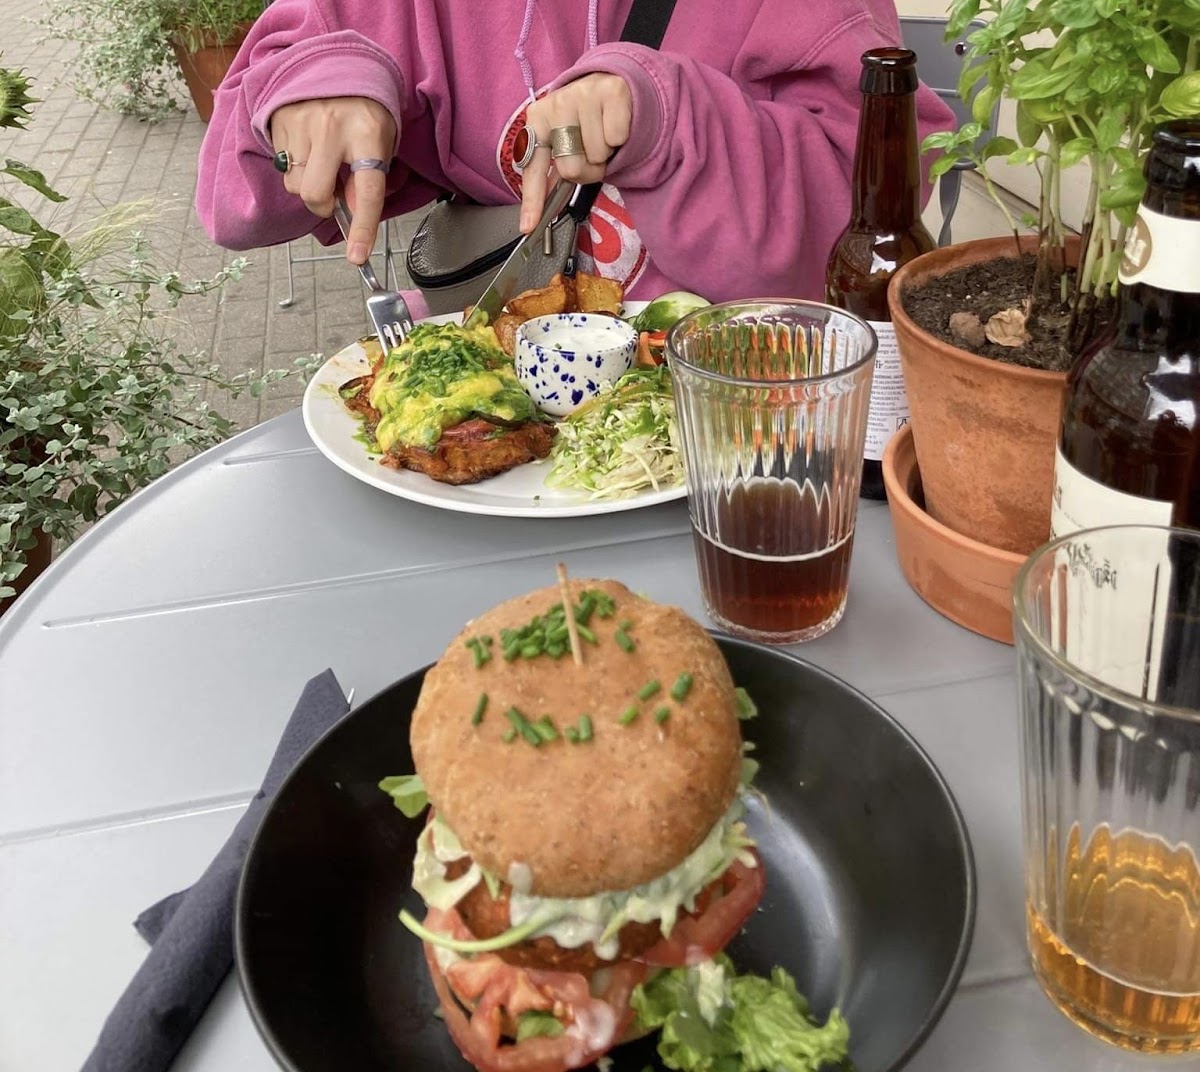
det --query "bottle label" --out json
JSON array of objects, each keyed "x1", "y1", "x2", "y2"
[
  {"x1": 1050, "y1": 447, "x2": 1175, "y2": 700},
  {"x1": 1050, "y1": 445, "x2": 1174, "y2": 539},
  {"x1": 863, "y1": 320, "x2": 907, "y2": 461},
  {"x1": 1119, "y1": 205, "x2": 1200, "y2": 293}
]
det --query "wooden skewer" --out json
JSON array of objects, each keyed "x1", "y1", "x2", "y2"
[{"x1": 556, "y1": 562, "x2": 584, "y2": 667}]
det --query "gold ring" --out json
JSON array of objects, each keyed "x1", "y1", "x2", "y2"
[{"x1": 549, "y1": 125, "x2": 586, "y2": 159}]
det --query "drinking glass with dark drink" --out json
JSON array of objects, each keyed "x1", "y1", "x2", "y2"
[
  {"x1": 1015, "y1": 524, "x2": 1200, "y2": 1053},
  {"x1": 667, "y1": 300, "x2": 876, "y2": 643}
]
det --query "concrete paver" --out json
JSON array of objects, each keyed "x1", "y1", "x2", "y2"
[{"x1": 0, "y1": 0, "x2": 413, "y2": 431}]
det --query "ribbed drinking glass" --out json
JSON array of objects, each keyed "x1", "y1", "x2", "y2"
[
  {"x1": 1015, "y1": 524, "x2": 1200, "y2": 1053},
  {"x1": 666, "y1": 300, "x2": 876, "y2": 643}
]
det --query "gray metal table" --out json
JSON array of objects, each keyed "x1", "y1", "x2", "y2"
[{"x1": 0, "y1": 411, "x2": 1188, "y2": 1072}]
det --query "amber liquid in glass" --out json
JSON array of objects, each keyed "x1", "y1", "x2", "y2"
[
  {"x1": 692, "y1": 483, "x2": 854, "y2": 636},
  {"x1": 1028, "y1": 824, "x2": 1200, "y2": 1053}
]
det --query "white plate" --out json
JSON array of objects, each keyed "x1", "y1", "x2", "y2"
[{"x1": 301, "y1": 303, "x2": 686, "y2": 518}]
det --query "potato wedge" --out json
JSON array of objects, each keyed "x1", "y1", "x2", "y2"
[
  {"x1": 507, "y1": 278, "x2": 568, "y2": 319},
  {"x1": 555, "y1": 272, "x2": 578, "y2": 313},
  {"x1": 491, "y1": 313, "x2": 524, "y2": 358},
  {"x1": 575, "y1": 271, "x2": 624, "y2": 315}
]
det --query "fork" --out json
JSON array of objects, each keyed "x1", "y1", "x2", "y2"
[{"x1": 332, "y1": 197, "x2": 414, "y2": 352}]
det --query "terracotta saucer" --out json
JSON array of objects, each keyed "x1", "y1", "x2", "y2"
[{"x1": 882, "y1": 425, "x2": 1026, "y2": 645}]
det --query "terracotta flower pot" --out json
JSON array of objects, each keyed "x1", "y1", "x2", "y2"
[
  {"x1": 887, "y1": 235, "x2": 1070, "y2": 556},
  {"x1": 171, "y1": 23, "x2": 253, "y2": 123},
  {"x1": 882, "y1": 425, "x2": 1025, "y2": 645},
  {"x1": 0, "y1": 527, "x2": 52, "y2": 618}
]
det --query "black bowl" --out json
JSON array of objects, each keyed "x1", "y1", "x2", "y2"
[{"x1": 236, "y1": 637, "x2": 976, "y2": 1072}]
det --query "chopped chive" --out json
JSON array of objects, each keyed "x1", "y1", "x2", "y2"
[
  {"x1": 465, "y1": 637, "x2": 491, "y2": 668},
  {"x1": 534, "y1": 716, "x2": 559, "y2": 742},
  {"x1": 619, "y1": 705, "x2": 640, "y2": 725},
  {"x1": 546, "y1": 641, "x2": 566, "y2": 658},
  {"x1": 482, "y1": 635, "x2": 494, "y2": 647},
  {"x1": 615, "y1": 628, "x2": 635, "y2": 653},
  {"x1": 637, "y1": 679, "x2": 661, "y2": 701},
  {"x1": 578, "y1": 714, "x2": 594, "y2": 741},
  {"x1": 565, "y1": 726, "x2": 580, "y2": 743},
  {"x1": 654, "y1": 705, "x2": 671, "y2": 724},
  {"x1": 506, "y1": 706, "x2": 542, "y2": 747},
  {"x1": 471, "y1": 693, "x2": 488, "y2": 726},
  {"x1": 576, "y1": 623, "x2": 597, "y2": 645},
  {"x1": 521, "y1": 642, "x2": 542, "y2": 658},
  {"x1": 620, "y1": 619, "x2": 634, "y2": 631},
  {"x1": 670, "y1": 672, "x2": 694, "y2": 701},
  {"x1": 502, "y1": 727, "x2": 517, "y2": 743}
]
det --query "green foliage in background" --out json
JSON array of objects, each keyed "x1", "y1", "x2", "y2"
[
  {"x1": 40, "y1": 0, "x2": 262, "y2": 121},
  {"x1": 925, "y1": 0, "x2": 1200, "y2": 351},
  {"x1": 0, "y1": 64, "x2": 313, "y2": 599}
]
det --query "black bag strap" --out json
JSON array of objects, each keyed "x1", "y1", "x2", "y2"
[
  {"x1": 620, "y1": 0, "x2": 677, "y2": 49},
  {"x1": 568, "y1": 0, "x2": 678, "y2": 223}
]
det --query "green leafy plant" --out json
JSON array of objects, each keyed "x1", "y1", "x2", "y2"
[
  {"x1": 0, "y1": 64, "x2": 313, "y2": 600},
  {"x1": 41, "y1": 0, "x2": 261, "y2": 120},
  {"x1": 925, "y1": 0, "x2": 1200, "y2": 353}
]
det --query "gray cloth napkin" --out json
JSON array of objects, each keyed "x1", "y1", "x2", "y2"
[{"x1": 81, "y1": 669, "x2": 350, "y2": 1072}]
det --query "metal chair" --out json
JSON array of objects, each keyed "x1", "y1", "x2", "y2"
[
  {"x1": 900, "y1": 16, "x2": 995, "y2": 247},
  {"x1": 278, "y1": 220, "x2": 403, "y2": 309}
]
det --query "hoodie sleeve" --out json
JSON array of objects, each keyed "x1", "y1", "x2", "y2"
[
  {"x1": 552, "y1": 8, "x2": 956, "y2": 302},
  {"x1": 196, "y1": 0, "x2": 436, "y2": 251}
]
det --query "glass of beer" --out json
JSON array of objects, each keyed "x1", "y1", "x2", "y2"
[
  {"x1": 666, "y1": 300, "x2": 876, "y2": 643},
  {"x1": 1015, "y1": 525, "x2": 1200, "y2": 1053}
]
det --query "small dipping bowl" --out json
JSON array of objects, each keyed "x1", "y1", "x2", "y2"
[{"x1": 515, "y1": 313, "x2": 637, "y2": 417}]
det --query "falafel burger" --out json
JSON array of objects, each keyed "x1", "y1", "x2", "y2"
[{"x1": 387, "y1": 578, "x2": 766, "y2": 1072}]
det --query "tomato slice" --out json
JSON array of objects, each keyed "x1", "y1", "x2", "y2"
[
  {"x1": 639, "y1": 852, "x2": 765, "y2": 968},
  {"x1": 422, "y1": 908, "x2": 646, "y2": 1072}
]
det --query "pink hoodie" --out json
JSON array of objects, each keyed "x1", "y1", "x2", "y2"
[{"x1": 197, "y1": 0, "x2": 954, "y2": 307}]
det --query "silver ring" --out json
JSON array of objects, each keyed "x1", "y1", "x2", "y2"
[
  {"x1": 349, "y1": 158, "x2": 391, "y2": 174},
  {"x1": 549, "y1": 125, "x2": 586, "y2": 159},
  {"x1": 513, "y1": 125, "x2": 542, "y2": 171}
]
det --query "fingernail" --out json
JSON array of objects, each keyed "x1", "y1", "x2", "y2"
[
  {"x1": 348, "y1": 241, "x2": 368, "y2": 263},
  {"x1": 519, "y1": 212, "x2": 533, "y2": 233}
]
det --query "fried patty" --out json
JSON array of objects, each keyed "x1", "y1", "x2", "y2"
[
  {"x1": 379, "y1": 418, "x2": 556, "y2": 485},
  {"x1": 446, "y1": 857, "x2": 719, "y2": 973}
]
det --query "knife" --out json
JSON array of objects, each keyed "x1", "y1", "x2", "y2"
[{"x1": 463, "y1": 181, "x2": 579, "y2": 330}]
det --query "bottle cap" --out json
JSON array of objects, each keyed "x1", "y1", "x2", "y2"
[
  {"x1": 859, "y1": 48, "x2": 918, "y2": 96},
  {"x1": 1146, "y1": 120, "x2": 1200, "y2": 193}
]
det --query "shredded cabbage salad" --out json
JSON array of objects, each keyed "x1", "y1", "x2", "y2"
[{"x1": 544, "y1": 366, "x2": 682, "y2": 500}]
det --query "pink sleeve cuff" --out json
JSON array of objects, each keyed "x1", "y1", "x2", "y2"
[
  {"x1": 550, "y1": 43, "x2": 669, "y2": 179},
  {"x1": 248, "y1": 35, "x2": 407, "y2": 157}
]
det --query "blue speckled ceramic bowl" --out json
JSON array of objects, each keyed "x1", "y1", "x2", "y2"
[{"x1": 515, "y1": 313, "x2": 637, "y2": 417}]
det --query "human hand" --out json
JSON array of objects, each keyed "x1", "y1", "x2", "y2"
[
  {"x1": 270, "y1": 96, "x2": 398, "y2": 264},
  {"x1": 519, "y1": 74, "x2": 631, "y2": 233}
]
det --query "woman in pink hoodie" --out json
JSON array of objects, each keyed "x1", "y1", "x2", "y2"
[{"x1": 196, "y1": 0, "x2": 953, "y2": 308}]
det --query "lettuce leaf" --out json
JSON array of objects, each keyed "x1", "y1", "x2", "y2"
[
  {"x1": 515, "y1": 1010, "x2": 565, "y2": 1042},
  {"x1": 378, "y1": 773, "x2": 429, "y2": 818},
  {"x1": 631, "y1": 955, "x2": 849, "y2": 1072}
]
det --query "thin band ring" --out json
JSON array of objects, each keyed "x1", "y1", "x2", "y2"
[
  {"x1": 272, "y1": 150, "x2": 306, "y2": 174},
  {"x1": 549, "y1": 125, "x2": 586, "y2": 159},
  {"x1": 512, "y1": 125, "x2": 543, "y2": 171},
  {"x1": 349, "y1": 158, "x2": 391, "y2": 174}
]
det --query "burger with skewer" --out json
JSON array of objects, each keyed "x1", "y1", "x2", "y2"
[{"x1": 380, "y1": 576, "x2": 849, "y2": 1072}]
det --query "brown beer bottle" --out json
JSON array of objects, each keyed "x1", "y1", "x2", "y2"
[
  {"x1": 825, "y1": 48, "x2": 935, "y2": 501},
  {"x1": 1051, "y1": 120, "x2": 1200, "y2": 536}
]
